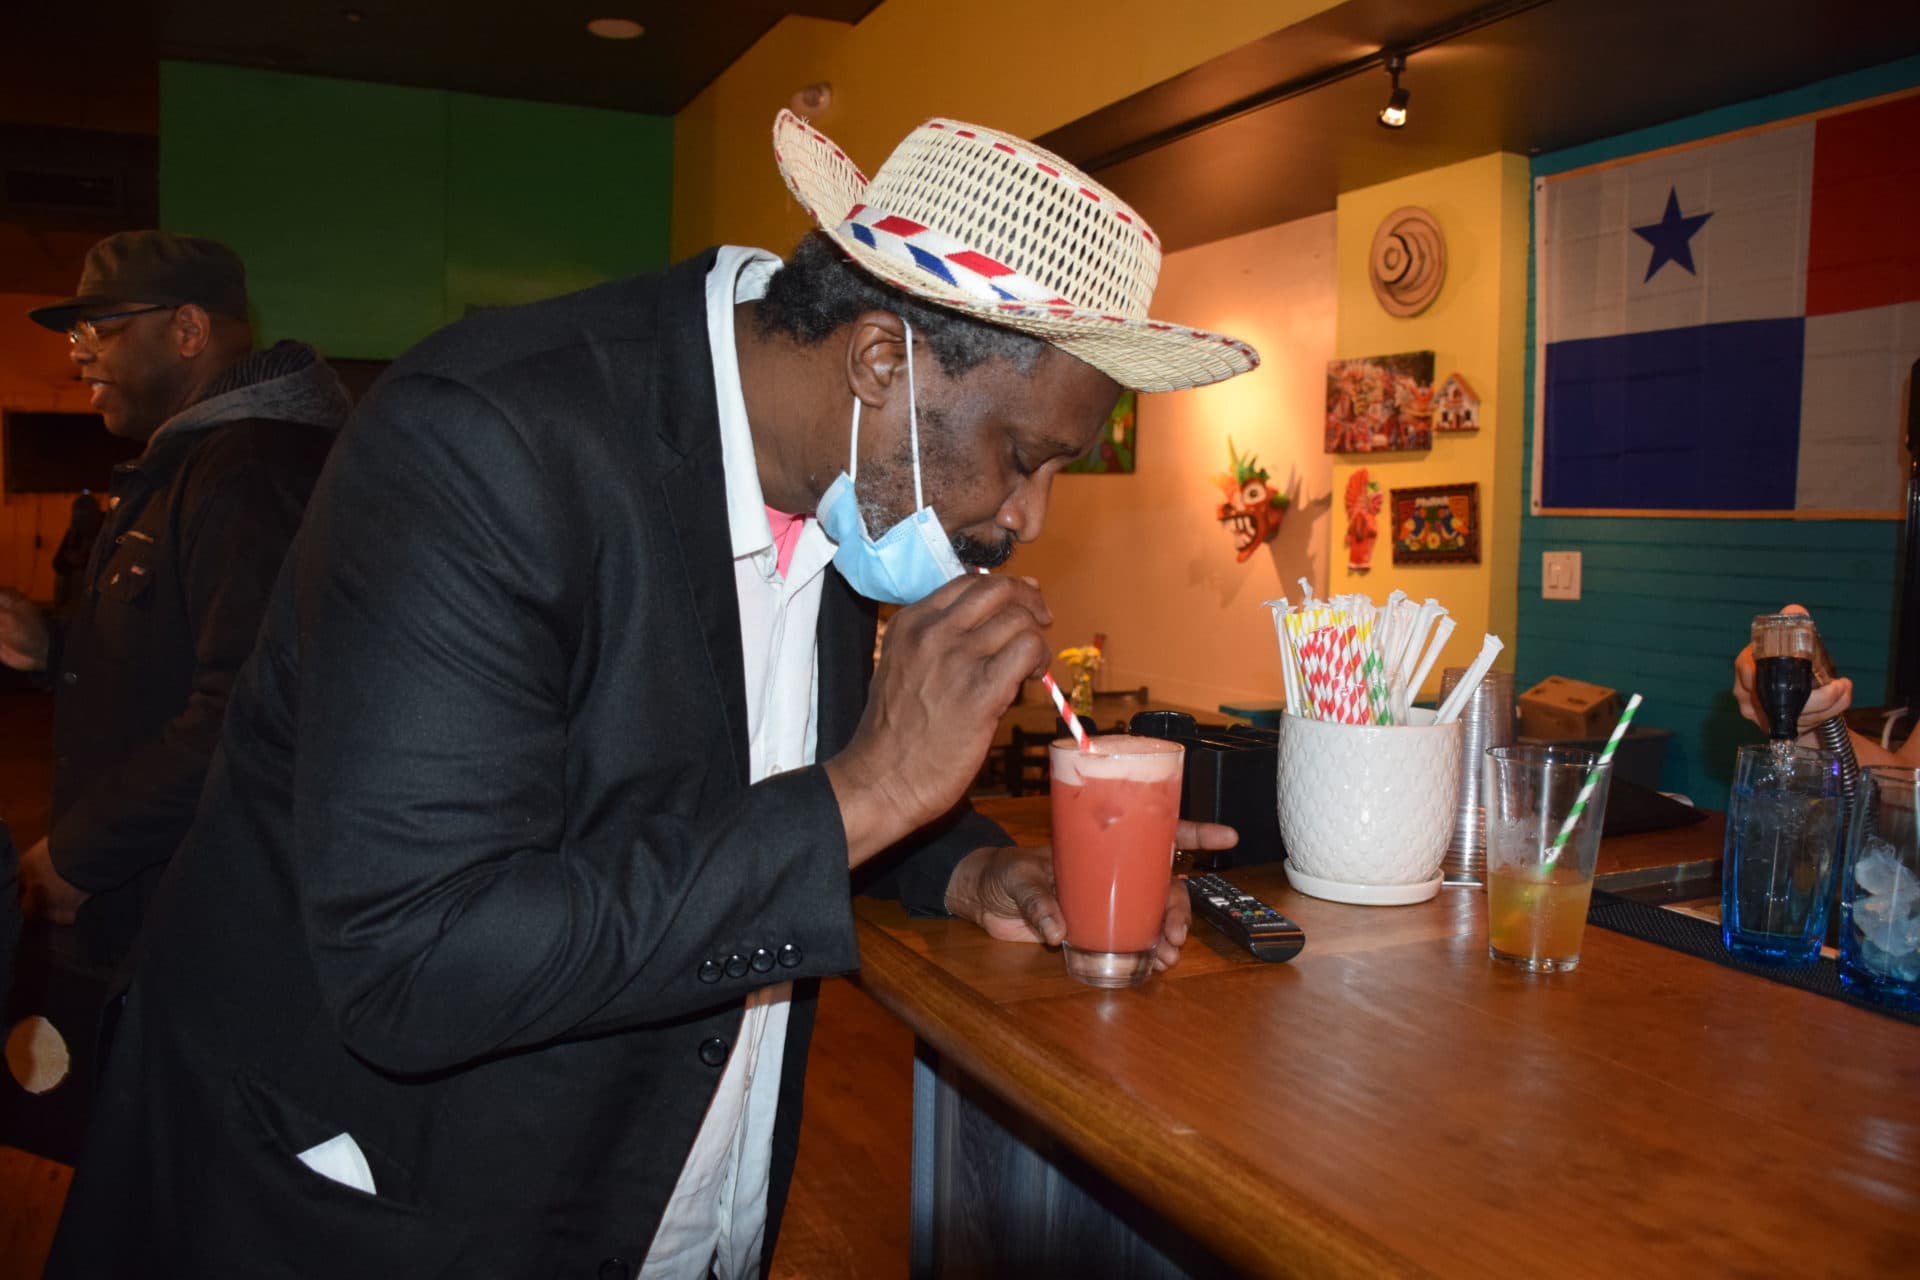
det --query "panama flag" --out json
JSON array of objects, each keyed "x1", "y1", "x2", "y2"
[{"x1": 1535, "y1": 92, "x2": 1920, "y2": 514}]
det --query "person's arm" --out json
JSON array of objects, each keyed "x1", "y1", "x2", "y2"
[
  {"x1": 47, "y1": 443, "x2": 318, "y2": 894},
  {"x1": 291, "y1": 374, "x2": 867, "y2": 1078}
]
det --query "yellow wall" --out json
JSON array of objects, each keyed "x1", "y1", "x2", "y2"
[
  {"x1": 1330, "y1": 152, "x2": 1530, "y2": 699},
  {"x1": 672, "y1": 0, "x2": 1342, "y2": 257},
  {"x1": 1010, "y1": 212, "x2": 1338, "y2": 712}
]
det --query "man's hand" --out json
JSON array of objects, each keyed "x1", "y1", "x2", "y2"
[
  {"x1": 0, "y1": 588, "x2": 50, "y2": 672},
  {"x1": 828, "y1": 574, "x2": 1051, "y2": 866},
  {"x1": 17, "y1": 837, "x2": 88, "y2": 926},
  {"x1": 1732, "y1": 603, "x2": 1852, "y2": 743},
  {"x1": 945, "y1": 820, "x2": 1240, "y2": 975}
]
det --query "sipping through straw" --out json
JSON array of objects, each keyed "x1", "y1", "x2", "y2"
[
  {"x1": 1041, "y1": 672, "x2": 1092, "y2": 751},
  {"x1": 1544, "y1": 693, "x2": 1643, "y2": 863}
]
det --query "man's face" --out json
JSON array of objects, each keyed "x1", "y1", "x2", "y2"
[
  {"x1": 857, "y1": 344, "x2": 1118, "y2": 569},
  {"x1": 68, "y1": 306, "x2": 186, "y2": 440}
]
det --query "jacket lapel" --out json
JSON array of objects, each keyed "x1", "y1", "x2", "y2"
[{"x1": 652, "y1": 252, "x2": 750, "y2": 784}]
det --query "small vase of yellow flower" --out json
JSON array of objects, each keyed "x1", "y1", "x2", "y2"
[{"x1": 1057, "y1": 644, "x2": 1103, "y2": 716}]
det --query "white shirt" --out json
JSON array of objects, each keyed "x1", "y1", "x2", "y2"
[{"x1": 640, "y1": 247, "x2": 836, "y2": 1280}]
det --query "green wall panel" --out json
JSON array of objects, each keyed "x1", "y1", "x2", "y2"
[
  {"x1": 160, "y1": 62, "x2": 449, "y2": 360},
  {"x1": 444, "y1": 93, "x2": 672, "y2": 316},
  {"x1": 159, "y1": 63, "x2": 674, "y2": 360},
  {"x1": 1519, "y1": 56, "x2": 1920, "y2": 808}
]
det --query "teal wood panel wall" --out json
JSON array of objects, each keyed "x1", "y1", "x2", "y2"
[
  {"x1": 1518, "y1": 56, "x2": 1920, "y2": 809},
  {"x1": 159, "y1": 62, "x2": 672, "y2": 360}
]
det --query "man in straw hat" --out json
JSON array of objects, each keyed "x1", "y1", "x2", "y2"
[{"x1": 50, "y1": 113, "x2": 1257, "y2": 1277}]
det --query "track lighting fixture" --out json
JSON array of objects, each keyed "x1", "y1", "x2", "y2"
[{"x1": 1379, "y1": 53, "x2": 1410, "y2": 129}]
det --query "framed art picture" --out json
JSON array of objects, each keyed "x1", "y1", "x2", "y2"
[
  {"x1": 1324, "y1": 351, "x2": 1435, "y2": 454},
  {"x1": 1390, "y1": 482, "x2": 1479, "y2": 564},
  {"x1": 1065, "y1": 389, "x2": 1137, "y2": 474}
]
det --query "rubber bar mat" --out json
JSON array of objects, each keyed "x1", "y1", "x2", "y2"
[{"x1": 1586, "y1": 890, "x2": 1920, "y2": 1026}]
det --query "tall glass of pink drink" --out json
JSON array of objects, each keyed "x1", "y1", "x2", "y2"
[{"x1": 1048, "y1": 735, "x2": 1186, "y2": 988}]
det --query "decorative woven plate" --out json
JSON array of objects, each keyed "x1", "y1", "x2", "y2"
[{"x1": 1369, "y1": 206, "x2": 1446, "y2": 317}]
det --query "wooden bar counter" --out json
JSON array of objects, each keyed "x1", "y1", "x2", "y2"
[{"x1": 852, "y1": 798, "x2": 1920, "y2": 1278}]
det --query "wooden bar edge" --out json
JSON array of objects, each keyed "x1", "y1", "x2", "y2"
[{"x1": 851, "y1": 918, "x2": 1432, "y2": 1280}]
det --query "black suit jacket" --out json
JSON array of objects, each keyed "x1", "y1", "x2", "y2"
[{"x1": 48, "y1": 252, "x2": 1006, "y2": 1278}]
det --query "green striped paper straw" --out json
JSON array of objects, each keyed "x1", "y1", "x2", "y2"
[{"x1": 1545, "y1": 693, "x2": 1643, "y2": 863}]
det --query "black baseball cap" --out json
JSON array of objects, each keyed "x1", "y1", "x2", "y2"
[{"x1": 28, "y1": 230, "x2": 250, "y2": 332}]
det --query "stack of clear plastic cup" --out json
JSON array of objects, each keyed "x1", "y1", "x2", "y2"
[{"x1": 1440, "y1": 667, "x2": 1514, "y2": 887}]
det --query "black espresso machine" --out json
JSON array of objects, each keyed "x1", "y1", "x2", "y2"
[{"x1": 1128, "y1": 711, "x2": 1285, "y2": 870}]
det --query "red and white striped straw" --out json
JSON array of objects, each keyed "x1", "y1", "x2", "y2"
[{"x1": 1041, "y1": 672, "x2": 1092, "y2": 751}]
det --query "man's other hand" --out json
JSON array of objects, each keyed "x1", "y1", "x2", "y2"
[
  {"x1": 945, "y1": 820, "x2": 1240, "y2": 975},
  {"x1": 0, "y1": 589, "x2": 50, "y2": 672},
  {"x1": 18, "y1": 837, "x2": 89, "y2": 926}
]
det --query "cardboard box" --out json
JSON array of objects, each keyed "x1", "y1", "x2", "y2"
[{"x1": 1519, "y1": 675, "x2": 1621, "y2": 740}]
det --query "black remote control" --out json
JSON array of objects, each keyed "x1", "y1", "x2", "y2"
[{"x1": 1185, "y1": 873, "x2": 1305, "y2": 963}]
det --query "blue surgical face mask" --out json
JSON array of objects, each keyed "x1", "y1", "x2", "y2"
[{"x1": 817, "y1": 319, "x2": 968, "y2": 605}]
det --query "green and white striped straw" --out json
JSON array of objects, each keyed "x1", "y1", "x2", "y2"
[{"x1": 1546, "y1": 693, "x2": 1643, "y2": 862}]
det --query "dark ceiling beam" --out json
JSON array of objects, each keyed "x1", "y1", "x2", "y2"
[{"x1": 1071, "y1": 0, "x2": 1555, "y2": 175}]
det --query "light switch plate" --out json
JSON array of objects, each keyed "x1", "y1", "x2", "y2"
[{"x1": 1542, "y1": 551, "x2": 1582, "y2": 601}]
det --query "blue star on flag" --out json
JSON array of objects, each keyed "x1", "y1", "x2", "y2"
[{"x1": 1632, "y1": 187, "x2": 1712, "y2": 283}]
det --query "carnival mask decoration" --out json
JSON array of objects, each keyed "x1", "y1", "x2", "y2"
[
  {"x1": 1344, "y1": 469, "x2": 1384, "y2": 571},
  {"x1": 1215, "y1": 437, "x2": 1289, "y2": 563}
]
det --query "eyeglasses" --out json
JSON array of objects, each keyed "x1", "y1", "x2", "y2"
[{"x1": 67, "y1": 305, "x2": 173, "y2": 347}]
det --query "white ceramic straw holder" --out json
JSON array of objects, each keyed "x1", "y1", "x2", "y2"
[{"x1": 1275, "y1": 709, "x2": 1462, "y2": 905}]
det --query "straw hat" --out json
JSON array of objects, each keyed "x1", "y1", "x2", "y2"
[{"x1": 772, "y1": 110, "x2": 1259, "y2": 392}]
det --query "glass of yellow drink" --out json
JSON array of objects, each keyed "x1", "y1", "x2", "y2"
[{"x1": 1485, "y1": 746, "x2": 1613, "y2": 973}]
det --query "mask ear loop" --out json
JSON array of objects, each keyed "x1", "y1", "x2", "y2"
[
  {"x1": 847, "y1": 398, "x2": 861, "y2": 483},
  {"x1": 904, "y1": 319, "x2": 924, "y2": 511}
]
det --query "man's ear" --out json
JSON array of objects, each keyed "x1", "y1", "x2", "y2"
[
  {"x1": 171, "y1": 304, "x2": 212, "y2": 359},
  {"x1": 844, "y1": 309, "x2": 909, "y2": 410}
]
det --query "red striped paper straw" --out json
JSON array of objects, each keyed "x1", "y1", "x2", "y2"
[{"x1": 1041, "y1": 672, "x2": 1092, "y2": 751}]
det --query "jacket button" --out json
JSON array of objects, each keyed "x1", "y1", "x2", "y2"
[
  {"x1": 697, "y1": 959, "x2": 721, "y2": 984},
  {"x1": 698, "y1": 1037, "x2": 729, "y2": 1068},
  {"x1": 598, "y1": 1260, "x2": 632, "y2": 1280},
  {"x1": 723, "y1": 953, "x2": 748, "y2": 979},
  {"x1": 777, "y1": 943, "x2": 802, "y2": 969},
  {"x1": 60, "y1": 671, "x2": 78, "y2": 685},
  {"x1": 750, "y1": 948, "x2": 774, "y2": 973}
]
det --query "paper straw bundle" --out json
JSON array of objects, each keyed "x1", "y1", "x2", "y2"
[{"x1": 1264, "y1": 591, "x2": 1504, "y2": 727}]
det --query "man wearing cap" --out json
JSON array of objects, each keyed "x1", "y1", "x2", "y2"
[
  {"x1": 0, "y1": 231, "x2": 350, "y2": 967},
  {"x1": 50, "y1": 117, "x2": 1255, "y2": 1277}
]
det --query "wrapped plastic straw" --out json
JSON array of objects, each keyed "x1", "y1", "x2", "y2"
[
  {"x1": 1433, "y1": 634, "x2": 1505, "y2": 725},
  {"x1": 1404, "y1": 616, "x2": 1457, "y2": 720}
]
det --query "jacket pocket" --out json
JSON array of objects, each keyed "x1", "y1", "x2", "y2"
[
  {"x1": 199, "y1": 1069, "x2": 470, "y2": 1276},
  {"x1": 94, "y1": 543, "x2": 155, "y2": 606}
]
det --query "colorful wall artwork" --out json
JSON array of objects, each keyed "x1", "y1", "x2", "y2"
[
  {"x1": 1324, "y1": 351, "x2": 1436, "y2": 453},
  {"x1": 1433, "y1": 372, "x2": 1480, "y2": 432},
  {"x1": 1214, "y1": 437, "x2": 1289, "y2": 562},
  {"x1": 1065, "y1": 389, "x2": 1138, "y2": 474},
  {"x1": 1391, "y1": 483, "x2": 1479, "y2": 564},
  {"x1": 1344, "y1": 469, "x2": 1383, "y2": 571}
]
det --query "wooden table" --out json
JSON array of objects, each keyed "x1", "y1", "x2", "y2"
[{"x1": 852, "y1": 799, "x2": 1920, "y2": 1279}]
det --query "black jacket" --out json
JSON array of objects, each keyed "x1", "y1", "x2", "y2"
[
  {"x1": 47, "y1": 342, "x2": 347, "y2": 967},
  {"x1": 49, "y1": 253, "x2": 1005, "y2": 1278}
]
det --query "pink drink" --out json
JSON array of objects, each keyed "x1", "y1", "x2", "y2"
[{"x1": 1048, "y1": 735, "x2": 1185, "y2": 987}]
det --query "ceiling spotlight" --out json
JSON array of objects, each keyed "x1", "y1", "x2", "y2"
[
  {"x1": 1378, "y1": 53, "x2": 1410, "y2": 129},
  {"x1": 587, "y1": 17, "x2": 645, "y2": 39}
]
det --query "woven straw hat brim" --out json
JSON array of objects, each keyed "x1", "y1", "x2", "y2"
[{"x1": 774, "y1": 112, "x2": 1257, "y2": 393}]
